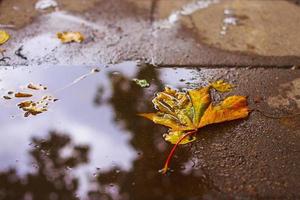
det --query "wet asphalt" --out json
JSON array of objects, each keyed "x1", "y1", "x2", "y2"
[{"x1": 0, "y1": 0, "x2": 300, "y2": 199}]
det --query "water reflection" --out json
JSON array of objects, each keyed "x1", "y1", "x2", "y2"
[
  {"x1": 0, "y1": 62, "x2": 220, "y2": 199},
  {"x1": 0, "y1": 131, "x2": 86, "y2": 200}
]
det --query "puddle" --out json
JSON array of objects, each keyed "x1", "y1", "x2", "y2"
[
  {"x1": 35, "y1": 0, "x2": 58, "y2": 10},
  {"x1": 220, "y1": 8, "x2": 238, "y2": 36},
  {"x1": 182, "y1": 0, "x2": 300, "y2": 57},
  {"x1": 0, "y1": 62, "x2": 221, "y2": 199},
  {"x1": 154, "y1": 0, "x2": 219, "y2": 29}
]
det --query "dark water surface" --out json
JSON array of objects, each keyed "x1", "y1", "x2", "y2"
[{"x1": 0, "y1": 62, "x2": 222, "y2": 200}]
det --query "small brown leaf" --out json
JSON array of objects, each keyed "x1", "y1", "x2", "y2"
[
  {"x1": 15, "y1": 92, "x2": 33, "y2": 98},
  {"x1": 18, "y1": 101, "x2": 33, "y2": 108},
  {"x1": 27, "y1": 83, "x2": 46, "y2": 90}
]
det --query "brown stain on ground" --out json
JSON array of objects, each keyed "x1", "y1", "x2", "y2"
[
  {"x1": 0, "y1": 0, "x2": 100, "y2": 29},
  {"x1": 180, "y1": 0, "x2": 300, "y2": 57}
]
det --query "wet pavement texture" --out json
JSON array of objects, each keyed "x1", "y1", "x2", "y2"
[
  {"x1": 0, "y1": 62, "x2": 299, "y2": 199},
  {"x1": 1, "y1": 0, "x2": 300, "y2": 199},
  {"x1": 1, "y1": 0, "x2": 300, "y2": 66}
]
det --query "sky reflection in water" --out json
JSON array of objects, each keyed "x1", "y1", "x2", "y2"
[
  {"x1": 0, "y1": 62, "x2": 141, "y2": 194},
  {"x1": 0, "y1": 62, "x2": 218, "y2": 200}
]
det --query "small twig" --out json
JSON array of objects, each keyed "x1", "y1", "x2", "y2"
[
  {"x1": 252, "y1": 108, "x2": 300, "y2": 119},
  {"x1": 54, "y1": 68, "x2": 100, "y2": 93},
  {"x1": 0, "y1": 56, "x2": 10, "y2": 62},
  {"x1": 0, "y1": 48, "x2": 10, "y2": 62},
  {"x1": 15, "y1": 45, "x2": 28, "y2": 60}
]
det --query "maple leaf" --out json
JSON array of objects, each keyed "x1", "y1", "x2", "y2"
[
  {"x1": 0, "y1": 30, "x2": 10, "y2": 45},
  {"x1": 57, "y1": 32, "x2": 84, "y2": 43},
  {"x1": 210, "y1": 80, "x2": 234, "y2": 92},
  {"x1": 139, "y1": 80, "x2": 249, "y2": 174}
]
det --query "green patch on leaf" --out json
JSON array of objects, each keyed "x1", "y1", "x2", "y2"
[{"x1": 133, "y1": 79, "x2": 150, "y2": 88}]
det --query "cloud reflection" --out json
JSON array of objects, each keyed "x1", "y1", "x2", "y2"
[
  {"x1": 0, "y1": 62, "x2": 220, "y2": 199},
  {"x1": 0, "y1": 62, "x2": 140, "y2": 198}
]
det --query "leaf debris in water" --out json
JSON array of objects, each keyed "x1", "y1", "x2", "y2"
[
  {"x1": 3, "y1": 96, "x2": 12, "y2": 100},
  {"x1": 3, "y1": 83, "x2": 57, "y2": 117},
  {"x1": 15, "y1": 92, "x2": 33, "y2": 98},
  {"x1": 139, "y1": 80, "x2": 249, "y2": 174},
  {"x1": 27, "y1": 83, "x2": 47, "y2": 90},
  {"x1": 133, "y1": 79, "x2": 150, "y2": 88},
  {"x1": 0, "y1": 30, "x2": 10, "y2": 45},
  {"x1": 18, "y1": 95, "x2": 56, "y2": 117},
  {"x1": 57, "y1": 32, "x2": 84, "y2": 43},
  {"x1": 4, "y1": 69, "x2": 97, "y2": 117}
]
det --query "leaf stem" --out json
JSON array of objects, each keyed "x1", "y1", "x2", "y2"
[
  {"x1": 253, "y1": 108, "x2": 300, "y2": 119},
  {"x1": 160, "y1": 130, "x2": 197, "y2": 174}
]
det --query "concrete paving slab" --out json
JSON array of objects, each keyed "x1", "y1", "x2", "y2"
[
  {"x1": 180, "y1": 0, "x2": 300, "y2": 57},
  {"x1": 189, "y1": 67, "x2": 300, "y2": 198},
  {"x1": 0, "y1": 63, "x2": 299, "y2": 199},
  {"x1": 1, "y1": 0, "x2": 300, "y2": 66},
  {"x1": 0, "y1": 0, "x2": 300, "y2": 199}
]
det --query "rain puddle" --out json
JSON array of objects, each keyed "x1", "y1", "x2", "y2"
[
  {"x1": 0, "y1": 62, "x2": 221, "y2": 200},
  {"x1": 220, "y1": 8, "x2": 248, "y2": 36},
  {"x1": 154, "y1": 0, "x2": 219, "y2": 29},
  {"x1": 220, "y1": 8, "x2": 238, "y2": 36}
]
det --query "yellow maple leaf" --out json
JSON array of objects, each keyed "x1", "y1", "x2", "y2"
[
  {"x1": 211, "y1": 80, "x2": 234, "y2": 92},
  {"x1": 0, "y1": 30, "x2": 10, "y2": 45},
  {"x1": 139, "y1": 81, "x2": 249, "y2": 174},
  {"x1": 57, "y1": 32, "x2": 84, "y2": 43},
  {"x1": 199, "y1": 96, "x2": 249, "y2": 128},
  {"x1": 164, "y1": 131, "x2": 196, "y2": 145}
]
